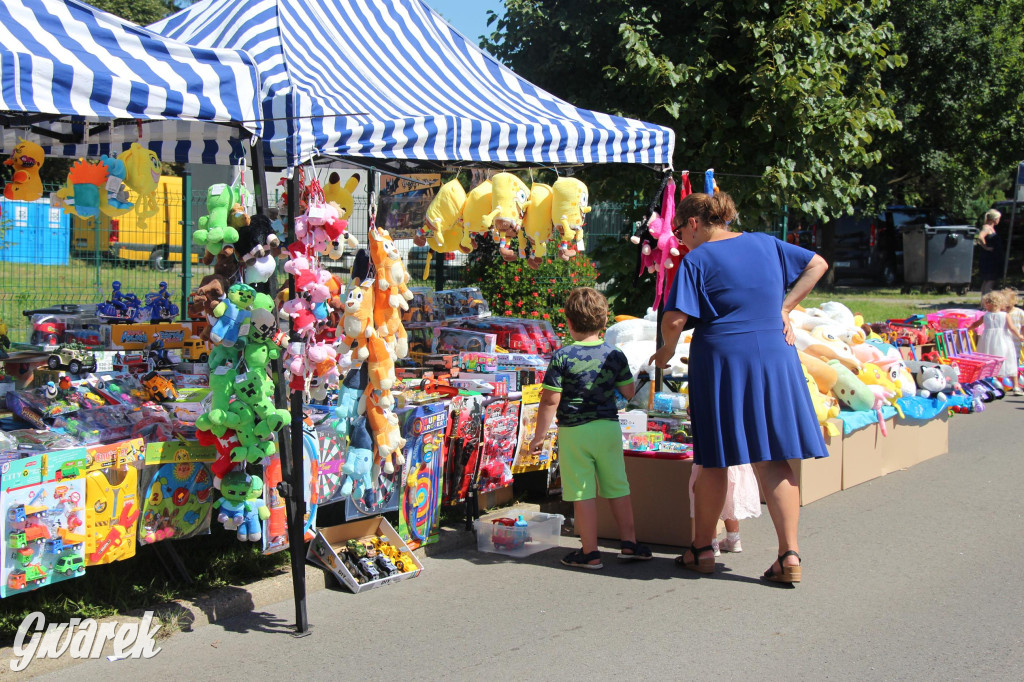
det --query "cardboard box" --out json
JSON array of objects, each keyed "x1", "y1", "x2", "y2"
[
  {"x1": 884, "y1": 413, "x2": 948, "y2": 473},
  {"x1": 596, "y1": 452, "x2": 694, "y2": 548},
  {"x1": 108, "y1": 322, "x2": 196, "y2": 350},
  {"x1": 841, "y1": 419, "x2": 887, "y2": 489},
  {"x1": 788, "y1": 419, "x2": 843, "y2": 505},
  {"x1": 306, "y1": 517, "x2": 422, "y2": 594}
]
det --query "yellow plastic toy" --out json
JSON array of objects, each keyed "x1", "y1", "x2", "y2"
[
  {"x1": 482, "y1": 172, "x2": 530, "y2": 261},
  {"x1": 522, "y1": 183, "x2": 554, "y2": 265},
  {"x1": 551, "y1": 177, "x2": 591, "y2": 259},
  {"x1": 3, "y1": 138, "x2": 44, "y2": 201},
  {"x1": 459, "y1": 180, "x2": 494, "y2": 252},
  {"x1": 323, "y1": 172, "x2": 360, "y2": 219},
  {"x1": 418, "y1": 178, "x2": 466, "y2": 251},
  {"x1": 119, "y1": 142, "x2": 161, "y2": 219}
]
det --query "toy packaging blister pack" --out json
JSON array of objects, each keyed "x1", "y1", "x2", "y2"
[
  {"x1": 511, "y1": 402, "x2": 558, "y2": 473},
  {"x1": 261, "y1": 454, "x2": 287, "y2": 555},
  {"x1": 396, "y1": 402, "x2": 448, "y2": 550},
  {"x1": 137, "y1": 441, "x2": 215, "y2": 545},
  {"x1": 84, "y1": 439, "x2": 144, "y2": 566},
  {"x1": 431, "y1": 327, "x2": 496, "y2": 355},
  {"x1": 442, "y1": 395, "x2": 483, "y2": 506},
  {"x1": 1, "y1": 449, "x2": 90, "y2": 598},
  {"x1": 477, "y1": 399, "x2": 519, "y2": 494}
]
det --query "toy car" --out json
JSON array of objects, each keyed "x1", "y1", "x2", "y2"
[
  {"x1": 141, "y1": 371, "x2": 178, "y2": 402},
  {"x1": 356, "y1": 556, "x2": 381, "y2": 582},
  {"x1": 450, "y1": 318, "x2": 539, "y2": 354},
  {"x1": 375, "y1": 553, "x2": 399, "y2": 577},
  {"x1": 53, "y1": 553, "x2": 84, "y2": 574},
  {"x1": 47, "y1": 342, "x2": 97, "y2": 375},
  {"x1": 181, "y1": 337, "x2": 209, "y2": 363}
]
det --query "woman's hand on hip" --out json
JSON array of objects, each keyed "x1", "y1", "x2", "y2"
[{"x1": 782, "y1": 311, "x2": 795, "y2": 345}]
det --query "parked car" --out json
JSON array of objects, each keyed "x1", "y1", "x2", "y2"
[{"x1": 819, "y1": 207, "x2": 959, "y2": 285}]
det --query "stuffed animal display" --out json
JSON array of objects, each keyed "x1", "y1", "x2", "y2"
[
  {"x1": 4, "y1": 138, "x2": 45, "y2": 201},
  {"x1": 213, "y1": 471, "x2": 269, "y2": 542},
  {"x1": 417, "y1": 175, "x2": 593, "y2": 264}
]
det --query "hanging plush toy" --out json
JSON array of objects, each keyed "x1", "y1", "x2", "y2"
[
  {"x1": 418, "y1": 178, "x2": 466, "y2": 250},
  {"x1": 339, "y1": 281, "x2": 376, "y2": 360},
  {"x1": 368, "y1": 228, "x2": 413, "y2": 310},
  {"x1": 322, "y1": 172, "x2": 360, "y2": 220},
  {"x1": 341, "y1": 417, "x2": 375, "y2": 499},
  {"x1": 119, "y1": 142, "x2": 161, "y2": 219},
  {"x1": 3, "y1": 138, "x2": 45, "y2": 201},
  {"x1": 522, "y1": 183, "x2": 554, "y2": 267},
  {"x1": 373, "y1": 275, "x2": 409, "y2": 358},
  {"x1": 235, "y1": 214, "x2": 281, "y2": 283},
  {"x1": 214, "y1": 471, "x2": 270, "y2": 542},
  {"x1": 195, "y1": 183, "x2": 242, "y2": 259},
  {"x1": 459, "y1": 179, "x2": 494, "y2": 252},
  {"x1": 647, "y1": 177, "x2": 681, "y2": 310},
  {"x1": 363, "y1": 388, "x2": 406, "y2": 475},
  {"x1": 98, "y1": 154, "x2": 134, "y2": 217},
  {"x1": 483, "y1": 172, "x2": 530, "y2": 262},
  {"x1": 705, "y1": 168, "x2": 719, "y2": 195},
  {"x1": 56, "y1": 159, "x2": 108, "y2": 219},
  {"x1": 551, "y1": 177, "x2": 591, "y2": 259},
  {"x1": 210, "y1": 283, "x2": 257, "y2": 347}
]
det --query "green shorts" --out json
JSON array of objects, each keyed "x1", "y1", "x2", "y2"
[{"x1": 558, "y1": 420, "x2": 630, "y2": 502}]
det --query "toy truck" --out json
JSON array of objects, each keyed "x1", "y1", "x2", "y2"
[
  {"x1": 8, "y1": 525, "x2": 51, "y2": 549},
  {"x1": 47, "y1": 342, "x2": 97, "y2": 375},
  {"x1": 181, "y1": 337, "x2": 209, "y2": 363},
  {"x1": 141, "y1": 371, "x2": 179, "y2": 402},
  {"x1": 6, "y1": 564, "x2": 47, "y2": 590}
]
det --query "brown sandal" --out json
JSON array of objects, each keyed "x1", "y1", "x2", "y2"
[
  {"x1": 763, "y1": 550, "x2": 802, "y2": 584},
  {"x1": 675, "y1": 544, "x2": 716, "y2": 574}
]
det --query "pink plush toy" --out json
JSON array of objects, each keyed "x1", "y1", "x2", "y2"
[{"x1": 648, "y1": 177, "x2": 681, "y2": 310}]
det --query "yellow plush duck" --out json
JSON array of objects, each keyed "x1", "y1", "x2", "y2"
[
  {"x1": 3, "y1": 138, "x2": 45, "y2": 201},
  {"x1": 551, "y1": 177, "x2": 591, "y2": 259},
  {"x1": 459, "y1": 179, "x2": 494, "y2": 253},
  {"x1": 119, "y1": 142, "x2": 161, "y2": 219},
  {"x1": 418, "y1": 178, "x2": 466, "y2": 252},
  {"x1": 522, "y1": 183, "x2": 554, "y2": 267},
  {"x1": 482, "y1": 172, "x2": 530, "y2": 262}
]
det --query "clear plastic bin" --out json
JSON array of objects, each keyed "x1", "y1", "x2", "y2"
[{"x1": 475, "y1": 511, "x2": 564, "y2": 557}]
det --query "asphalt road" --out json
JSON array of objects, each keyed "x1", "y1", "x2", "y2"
[{"x1": 30, "y1": 399, "x2": 1024, "y2": 681}]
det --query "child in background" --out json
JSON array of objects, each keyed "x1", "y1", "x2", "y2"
[
  {"x1": 1002, "y1": 289, "x2": 1024, "y2": 394},
  {"x1": 688, "y1": 463, "x2": 761, "y2": 554},
  {"x1": 531, "y1": 287, "x2": 651, "y2": 569},
  {"x1": 970, "y1": 290, "x2": 1024, "y2": 395}
]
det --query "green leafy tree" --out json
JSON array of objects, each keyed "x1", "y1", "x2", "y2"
[
  {"x1": 872, "y1": 1, "x2": 1024, "y2": 220},
  {"x1": 484, "y1": 0, "x2": 903, "y2": 225},
  {"x1": 91, "y1": 0, "x2": 176, "y2": 26}
]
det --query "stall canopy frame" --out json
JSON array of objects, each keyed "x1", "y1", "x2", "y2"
[
  {"x1": 150, "y1": 0, "x2": 675, "y2": 171},
  {"x1": 0, "y1": 0, "x2": 263, "y2": 165}
]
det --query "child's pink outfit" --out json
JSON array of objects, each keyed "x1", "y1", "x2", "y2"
[
  {"x1": 688, "y1": 463, "x2": 762, "y2": 521},
  {"x1": 977, "y1": 311, "x2": 1017, "y2": 377}
]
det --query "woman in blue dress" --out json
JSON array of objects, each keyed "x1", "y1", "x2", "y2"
[{"x1": 650, "y1": 192, "x2": 829, "y2": 584}]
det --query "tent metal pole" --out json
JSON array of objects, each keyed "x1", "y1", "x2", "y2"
[{"x1": 280, "y1": 168, "x2": 310, "y2": 636}]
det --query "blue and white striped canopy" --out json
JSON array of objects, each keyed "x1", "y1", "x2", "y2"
[
  {"x1": 152, "y1": 0, "x2": 675, "y2": 170},
  {"x1": 0, "y1": 0, "x2": 262, "y2": 164}
]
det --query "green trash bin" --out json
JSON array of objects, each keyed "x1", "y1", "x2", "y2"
[{"x1": 900, "y1": 224, "x2": 977, "y2": 294}]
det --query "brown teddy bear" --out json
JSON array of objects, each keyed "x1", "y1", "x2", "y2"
[{"x1": 188, "y1": 274, "x2": 229, "y2": 341}]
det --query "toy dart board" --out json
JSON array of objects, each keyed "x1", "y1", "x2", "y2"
[
  {"x1": 138, "y1": 462, "x2": 213, "y2": 545},
  {"x1": 315, "y1": 427, "x2": 347, "y2": 507}
]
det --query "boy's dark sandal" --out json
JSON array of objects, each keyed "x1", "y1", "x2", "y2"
[
  {"x1": 561, "y1": 549, "x2": 603, "y2": 569},
  {"x1": 675, "y1": 544, "x2": 716, "y2": 574},
  {"x1": 618, "y1": 540, "x2": 653, "y2": 560}
]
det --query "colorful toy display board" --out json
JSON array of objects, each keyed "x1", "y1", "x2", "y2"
[
  {"x1": 84, "y1": 438, "x2": 144, "y2": 566},
  {"x1": 477, "y1": 400, "x2": 520, "y2": 493},
  {"x1": 1, "y1": 449, "x2": 89, "y2": 597},
  {"x1": 316, "y1": 424, "x2": 348, "y2": 507},
  {"x1": 137, "y1": 441, "x2": 215, "y2": 545},
  {"x1": 396, "y1": 403, "x2": 448, "y2": 550},
  {"x1": 442, "y1": 395, "x2": 483, "y2": 505}
]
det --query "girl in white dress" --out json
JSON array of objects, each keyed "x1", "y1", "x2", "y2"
[
  {"x1": 971, "y1": 290, "x2": 1024, "y2": 394},
  {"x1": 1003, "y1": 289, "x2": 1024, "y2": 394}
]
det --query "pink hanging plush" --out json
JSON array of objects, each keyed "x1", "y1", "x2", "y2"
[{"x1": 649, "y1": 176, "x2": 682, "y2": 310}]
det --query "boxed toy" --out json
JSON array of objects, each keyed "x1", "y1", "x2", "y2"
[
  {"x1": 511, "y1": 402, "x2": 557, "y2": 473},
  {"x1": 477, "y1": 400, "x2": 519, "y2": 494},
  {"x1": 1, "y1": 449, "x2": 90, "y2": 598},
  {"x1": 396, "y1": 402, "x2": 449, "y2": 549},
  {"x1": 433, "y1": 287, "x2": 490, "y2": 319},
  {"x1": 137, "y1": 441, "x2": 215, "y2": 545},
  {"x1": 431, "y1": 327, "x2": 497, "y2": 354},
  {"x1": 442, "y1": 395, "x2": 484, "y2": 506},
  {"x1": 108, "y1": 322, "x2": 196, "y2": 351},
  {"x1": 84, "y1": 439, "x2": 144, "y2": 566},
  {"x1": 307, "y1": 516, "x2": 422, "y2": 594}
]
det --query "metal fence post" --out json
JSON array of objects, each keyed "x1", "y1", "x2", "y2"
[{"x1": 180, "y1": 169, "x2": 192, "y2": 319}]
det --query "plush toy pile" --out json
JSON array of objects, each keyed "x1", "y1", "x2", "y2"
[{"x1": 414, "y1": 173, "x2": 591, "y2": 267}]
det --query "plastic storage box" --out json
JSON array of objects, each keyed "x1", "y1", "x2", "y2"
[{"x1": 475, "y1": 511, "x2": 564, "y2": 557}]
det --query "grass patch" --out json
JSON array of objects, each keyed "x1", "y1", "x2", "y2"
[
  {"x1": 803, "y1": 286, "x2": 980, "y2": 324},
  {"x1": 0, "y1": 530, "x2": 289, "y2": 645}
]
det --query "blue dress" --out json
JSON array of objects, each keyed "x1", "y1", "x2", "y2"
[{"x1": 666, "y1": 232, "x2": 828, "y2": 468}]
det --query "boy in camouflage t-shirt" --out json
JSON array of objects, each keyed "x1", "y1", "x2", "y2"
[{"x1": 530, "y1": 288, "x2": 651, "y2": 569}]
